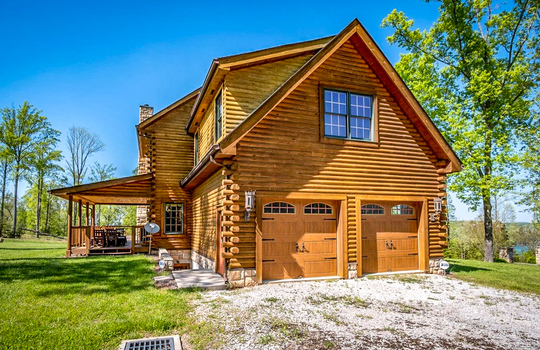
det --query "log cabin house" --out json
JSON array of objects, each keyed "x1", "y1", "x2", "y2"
[{"x1": 50, "y1": 19, "x2": 461, "y2": 286}]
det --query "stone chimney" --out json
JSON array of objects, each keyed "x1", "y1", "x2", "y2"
[
  {"x1": 139, "y1": 104, "x2": 154, "y2": 123},
  {"x1": 137, "y1": 104, "x2": 153, "y2": 226}
]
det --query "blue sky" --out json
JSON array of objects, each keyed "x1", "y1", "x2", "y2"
[{"x1": 0, "y1": 0, "x2": 532, "y2": 222}]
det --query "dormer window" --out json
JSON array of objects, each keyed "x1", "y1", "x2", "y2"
[
  {"x1": 323, "y1": 89, "x2": 374, "y2": 141},
  {"x1": 215, "y1": 90, "x2": 223, "y2": 140}
]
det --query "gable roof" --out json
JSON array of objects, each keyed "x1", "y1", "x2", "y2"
[
  {"x1": 216, "y1": 19, "x2": 461, "y2": 173},
  {"x1": 185, "y1": 36, "x2": 333, "y2": 134}
]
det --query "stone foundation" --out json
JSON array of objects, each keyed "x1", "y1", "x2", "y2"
[
  {"x1": 167, "y1": 249, "x2": 191, "y2": 268},
  {"x1": 429, "y1": 258, "x2": 447, "y2": 275},
  {"x1": 227, "y1": 268, "x2": 257, "y2": 288},
  {"x1": 499, "y1": 247, "x2": 514, "y2": 263},
  {"x1": 158, "y1": 248, "x2": 174, "y2": 270},
  {"x1": 348, "y1": 262, "x2": 358, "y2": 279},
  {"x1": 191, "y1": 250, "x2": 215, "y2": 270}
]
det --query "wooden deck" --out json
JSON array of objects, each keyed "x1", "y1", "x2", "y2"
[{"x1": 68, "y1": 225, "x2": 149, "y2": 257}]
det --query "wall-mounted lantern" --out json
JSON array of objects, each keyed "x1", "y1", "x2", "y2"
[
  {"x1": 429, "y1": 197, "x2": 443, "y2": 222},
  {"x1": 244, "y1": 190, "x2": 256, "y2": 220}
]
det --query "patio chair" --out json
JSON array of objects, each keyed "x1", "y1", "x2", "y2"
[
  {"x1": 116, "y1": 228, "x2": 127, "y2": 246},
  {"x1": 105, "y1": 229, "x2": 118, "y2": 247},
  {"x1": 92, "y1": 229, "x2": 105, "y2": 247}
]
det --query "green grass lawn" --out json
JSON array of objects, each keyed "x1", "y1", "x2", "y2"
[
  {"x1": 0, "y1": 237, "x2": 206, "y2": 350},
  {"x1": 448, "y1": 258, "x2": 540, "y2": 295}
]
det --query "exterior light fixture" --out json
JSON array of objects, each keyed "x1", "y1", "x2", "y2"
[{"x1": 244, "y1": 190, "x2": 256, "y2": 220}]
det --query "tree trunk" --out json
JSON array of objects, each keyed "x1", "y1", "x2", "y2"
[
  {"x1": 0, "y1": 160, "x2": 7, "y2": 238},
  {"x1": 35, "y1": 176, "x2": 42, "y2": 238},
  {"x1": 11, "y1": 166, "x2": 19, "y2": 236},
  {"x1": 45, "y1": 193, "x2": 51, "y2": 232},
  {"x1": 483, "y1": 191, "x2": 494, "y2": 262}
]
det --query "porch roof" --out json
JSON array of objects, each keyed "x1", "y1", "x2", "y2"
[{"x1": 49, "y1": 174, "x2": 152, "y2": 205}]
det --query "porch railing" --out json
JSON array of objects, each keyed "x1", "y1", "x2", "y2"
[{"x1": 68, "y1": 225, "x2": 146, "y2": 255}]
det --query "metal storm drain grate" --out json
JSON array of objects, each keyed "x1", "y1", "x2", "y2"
[{"x1": 119, "y1": 335, "x2": 181, "y2": 350}]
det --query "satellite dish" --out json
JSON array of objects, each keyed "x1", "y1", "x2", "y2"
[{"x1": 144, "y1": 222, "x2": 160, "y2": 234}]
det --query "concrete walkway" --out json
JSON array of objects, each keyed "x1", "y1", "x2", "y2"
[{"x1": 173, "y1": 269, "x2": 226, "y2": 290}]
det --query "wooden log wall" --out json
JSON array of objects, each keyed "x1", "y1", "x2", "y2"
[
  {"x1": 191, "y1": 171, "x2": 222, "y2": 261},
  {"x1": 219, "y1": 162, "x2": 251, "y2": 269},
  {"x1": 141, "y1": 95, "x2": 197, "y2": 249},
  {"x1": 224, "y1": 54, "x2": 313, "y2": 134},
  {"x1": 231, "y1": 39, "x2": 447, "y2": 268},
  {"x1": 197, "y1": 93, "x2": 219, "y2": 161}
]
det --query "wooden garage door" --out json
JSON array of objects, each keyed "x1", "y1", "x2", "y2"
[
  {"x1": 362, "y1": 202, "x2": 419, "y2": 273},
  {"x1": 261, "y1": 199, "x2": 337, "y2": 280}
]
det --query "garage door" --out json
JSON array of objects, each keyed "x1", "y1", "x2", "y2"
[
  {"x1": 261, "y1": 199, "x2": 337, "y2": 280},
  {"x1": 361, "y1": 202, "x2": 419, "y2": 273}
]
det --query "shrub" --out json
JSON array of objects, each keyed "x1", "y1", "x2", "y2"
[
  {"x1": 526, "y1": 256, "x2": 536, "y2": 264},
  {"x1": 493, "y1": 258, "x2": 508, "y2": 263}
]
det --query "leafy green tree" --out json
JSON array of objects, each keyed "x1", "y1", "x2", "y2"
[
  {"x1": 27, "y1": 128, "x2": 62, "y2": 237},
  {"x1": 382, "y1": 0, "x2": 540, "y2": 261},
  {"x1": 519, "y1": 100, "x2": 540, "y2": 229},
  {"x1": 0, "y1": 102, "x2": 55, "y2": 236}
]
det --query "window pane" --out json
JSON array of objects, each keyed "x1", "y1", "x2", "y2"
[
  {"x1": 350, "y1": 116, "x2": 370, "y2": 140},
  {"x1": 324, "y1": 90, "x2": 347, "y2": 115},
  {"x1": 164, "y1": 203, "x2": 183, "y2": 234},
  {"x1": 325, "y1": 114, "x2": 346, "y2": 138},
  {"x1": 350, "y1": 93, "x2": 372, "y2": 118}
]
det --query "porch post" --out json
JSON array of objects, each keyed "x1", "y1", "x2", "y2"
[
  {"x1": 85, "y1": 202, "x2": 89, "y2": 226},
  {"x1": 85, "y1": 202, "x2": 90, "y2": 254},
  {"x1": 92, "y1": 205, "x2": 96, "y2": 227},
  {"x1": 67, "y1": 195, "x2": 73, "y2": 257},
  {"x1": 77, "y1": 200, "x2": 82, "y2": 226}
]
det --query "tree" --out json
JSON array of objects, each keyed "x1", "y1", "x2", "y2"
[
  {"x1": 519, "y1": 98, "x2": 540, "y2": 229},
  {"x1": 0, "y1": 147, "x2": 12, "y2": 237},
  {"x1": 66, "y1": 127, "x2": 104, "y2": 186},
  {"x1": 27, "y1": 128, "x2": 62, "y2": 237},
  {"x1": 88, "y1": 162, "x2": 116, "y2": 225},
  {"x1": 0, "y1": 102, "x2": 54, "y2": 236},
  {"x1": 382, "y1": 0, "x2": 540, "y2": 261}
]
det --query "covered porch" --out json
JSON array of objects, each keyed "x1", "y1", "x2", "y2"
[{"x1": 49, "y1": 174, "x2": 153, "y2": 257}]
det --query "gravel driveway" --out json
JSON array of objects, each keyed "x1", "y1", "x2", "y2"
[{"x1": 191, "y1": 274, "x2": 540, "y2": 349}]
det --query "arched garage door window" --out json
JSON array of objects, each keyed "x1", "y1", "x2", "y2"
[
  {"x1": 361, "y1": 204, "x2": 384, "y2": 215},
  {"x1": 263, "y1": 202, "x2": 295, "y2": 214},
  {"x1": 391, "y1": 204, "x2": 414, "y2": 215},
  {"x1": 304, "y1": 203, "x2": 333, "y2": 214}
]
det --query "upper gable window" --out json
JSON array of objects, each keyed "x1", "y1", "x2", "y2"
[
  {"x1": 323, "y1": 89, "x2": 373, "y2": 141},
  {"x1": 215, "y1": 91, "x2": 223, "y2": 140}
]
